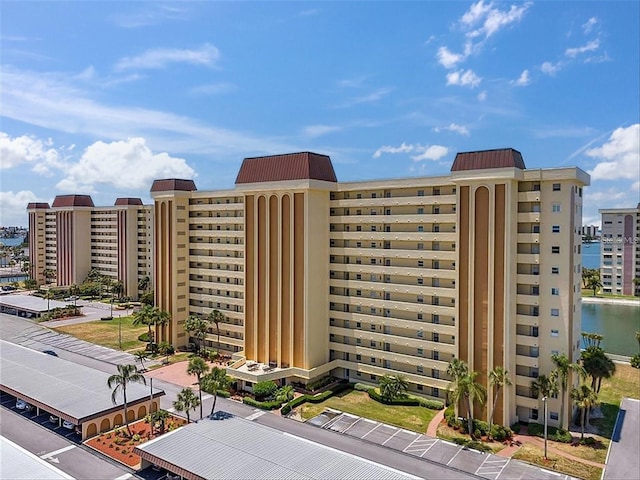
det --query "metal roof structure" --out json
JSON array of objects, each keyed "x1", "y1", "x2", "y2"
[
  {"x1": 0, "y1": 436, "x2": 75, "y2": 480},
  {"x1": 0, "y1": 340, "x2": 163, "y2": 424},
  {"x1": 135, "y1": 412, "x2": 419, "y2": 480},
  {"x1": 235, "y1": 152, "x2": 338, "y2": 184},
  {"x1": 0, "y1": 294, "x2": 70, "y2": 313},
  {"x1": 451, "y1": 148, "x2": 526, "y2": 171}
]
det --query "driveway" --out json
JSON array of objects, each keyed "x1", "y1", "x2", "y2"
[{"x1": 604, "y1": 397, "x2": 640, "y2": 480}]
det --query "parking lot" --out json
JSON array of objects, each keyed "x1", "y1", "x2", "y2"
[
  {"x1": 311, "y1": 410, "x2": 577, "y2": 480},
  {"x1": 0, "y1": 391, "x2": 82, "y2": 444}
]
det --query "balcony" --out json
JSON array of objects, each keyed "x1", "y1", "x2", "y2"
[
  {"x1": 330, "y1": 194, "x2": 457, "y2": 208},
  {"x1": 330, "y1": 231, "x2": 456, "y2": 242}
]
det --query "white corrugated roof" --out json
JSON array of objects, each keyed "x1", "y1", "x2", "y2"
[
  {"x1": 136, "y1": 413, "x2": 419, "y2": 480},
  {"x1": 0, "y1": 340, "x2": 163, "y2": 422},
  {"x1": 0, "y1": 436, "x2": 75, "y2": 480}
]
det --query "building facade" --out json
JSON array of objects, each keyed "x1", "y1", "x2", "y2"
[
  {"x1": 148, "y1": 149, "x2": 589, "y2": 428},
  {"x1": 27, "y1": 196, "x2": 153, "y2": 298},
  {"x1": 599, "y1": 204, "x2": 640, "y2": 296}
]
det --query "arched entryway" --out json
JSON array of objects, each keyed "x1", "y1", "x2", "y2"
[
  {"x1": 138, "y1": 405, "x2": 147, "y2": 418},
  {"x1": 113, "y1": 414, "x2": 123, "y2": 427},
  {"x1": 127, "y1": 410, "x2": 135, "y2": 422},
  {"x1": 99, "y1": 418, "x2": 110, "y2": 432},
  {"x1": 86, "y1": 423, "x2": 97, "y2": 438}
]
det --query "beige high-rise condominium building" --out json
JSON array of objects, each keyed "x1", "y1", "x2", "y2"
[
  {"x1": 599, "y1": 204, "x2": 640, "y2": 296},
  {"x1": 27, "y1": 196, "x2": 153, "y2": 298},
  {"x1": 146, "y1": 148, "x2": 589, "y2": 428}
]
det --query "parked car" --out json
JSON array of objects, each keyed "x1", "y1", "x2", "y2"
[
  {"x1": 1, "y1": 285, "x2": 17, "y2": 291},
  {"x1": 42, "y1": 350, "x2": 58, "y2": 357},
  {"x1": 49, "y1": 415, "x2": 60, "y2": 424},
  {"x1": 62, "y1": 420, "x2": 74, "y2": 430},
  {"x1": 64, "y1": 296, "x2": 78, "y2": 302},
  {"x1": 15, "y1": 399, "x2": 31, "y2": 410}
]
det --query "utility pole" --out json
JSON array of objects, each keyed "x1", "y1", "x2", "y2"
[{"x1": 542, "y1": 396, "x2": 548, "y2": 460}]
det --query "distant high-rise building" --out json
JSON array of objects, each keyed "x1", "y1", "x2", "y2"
[
  {"x1": 599, "y1": 204, "x2": 640, "y2": 296},
  {"x1": 581, "y1": 225, "x2": 599, "y2": 239}
]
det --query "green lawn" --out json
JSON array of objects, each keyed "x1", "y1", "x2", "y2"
[
  {"x1": 52, "y1": 316, "x2": 147, "y2": 351},
  {"x1": 593, "y1": 363, "x2": 640, "y2": 437},
  {"x1": 513, "y1": 444, "x2": 602, "y2": 480},
  {"x1": 299, "y1": 390, "x2": 438, "y2": 433}
]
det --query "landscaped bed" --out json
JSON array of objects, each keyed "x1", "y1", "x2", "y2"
[
  {"x1": 85, "y1": 416, "x2": 186, "y2": 469},
  {"x1": 299, "y1": 390, "x2": 438, "y2": 433}
]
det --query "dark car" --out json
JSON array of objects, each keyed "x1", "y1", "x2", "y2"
[{"x1": 42, "y1": 350, "x2": 58, "y2": 357}]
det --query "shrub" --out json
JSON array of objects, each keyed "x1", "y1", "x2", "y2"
[
  {"x1": 354, "y1": 383, "x2": 373, "y2": 392},
  {"x1": 511, "y1": 423, "x2": 521, "y2": 434},
  {"x1": 580, "y1": 436, "x2": 596, "y2": 445},
  {"x1": 367, "y1": 389, "x2": 443, "y2": 409},
  {"x1": 490, "y1": 424, "x2": 513, "y2": 441},
  {"x1": 631, "y1": 353, "x2": 640, "y2": 369},
  {"x1": 138, "y1": 332, "x2": 150, "y2": 342},
  {"x1": 280, "y1": 382, "x2": 350, "y2": 415},
  {"x1": 527, "y1": 423, "x2": 572, "y2": 443},
  {"x1": 465, "y1": 440, "x2": 493, "y2": 453},
  {"x1": 132, "y1": 434, "x2": 141, "y2": 442},
  {"x1": 242, "y1": 397, "x2": 282, "y2": 410},
  {"x1": 253, "y1": 381, "x2": 278, "y2": 400},
  {"x1": 306, "y1": 376, "x2": 335, "y2": 392}
]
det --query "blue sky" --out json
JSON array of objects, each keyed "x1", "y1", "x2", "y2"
[{"x1": 1, "y1": 1, "x2": 638, "y2": 228}]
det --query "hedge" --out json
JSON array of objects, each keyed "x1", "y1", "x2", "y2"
[
  {"x1": 242, "y1": 397, "x2": 282, "y2": 410},
  {"x1": 280, "y1": 381, "x2": 350, "y2": 415},
  {"x1": 527, "y1": 423, "x2": 572, "y2": 443},
  {"x1": 367, "y1": 388, "x2": 444, "y2": 410}
]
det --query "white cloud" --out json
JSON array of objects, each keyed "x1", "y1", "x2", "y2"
[
  {"x1": 582, "y1": 17, "x2": 598, "y2": 34},
  {"x1": 513, "y1": 69, "x2": 530, "y2": 86},
  {"x1": 373, "y1": 143, "x2": 448, "y2": 162},
  {"x1": 0, "y1": 190, "x2": 39, "y2": 227},
  {"x1": 461, "y1": 1, "x2": 532, "y2": 39},
  {"x1": 0, "y1": 132, "x2": 61, "y2": 172},
  {"x1": 110, "y1": 4, "x2": 190, "y2": 28},
  {"x1": 411, "y1": 145, "x2": 449, "y2": 162},
  {"x1": 446, "y1": 69, "x2": 482, "y2": 88},
  {"x1": 565, "y1": 39, "x2": 600, "y2": 58},
  {"x1": 477, "y1": 90, "x2": 487, "y2": 101},
  {"x1": 435, "y1": 123, "x2": 470, "y2": 136},
  {"x1": 334, "y1": 87, "x2": 393, "y2": 108},
  {"x1": 56, "y1": 138, "x2": 196, "y2": 192},
  {"x1": 540, "y1": 61, "x2": 561, "y2": 76},
  {"x1": 115, "y1": 43, "x2": 219, "y2": 71},
  {"x1": 302, "y1": 125, "x2": 341, "y2": 138},
  {"x1": 586, "y1": 124, "x2": 640, "y2": 181},
  {"x1": 436, "y1": 46, "x2": 465, "y2": 69}
]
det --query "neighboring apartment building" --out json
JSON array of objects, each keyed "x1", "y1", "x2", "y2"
[
  {"x1": 27, "y1": 196, "x2": 153, "y2": 298},
  {"x1": 599, "y1": 204, "x2": 640, "y2": 296},
  {"x1": 150, "y1": 149, "x2": 589, "y2": 428}
]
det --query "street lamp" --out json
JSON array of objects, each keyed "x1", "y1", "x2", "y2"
[{"x1": 542, "y1": 396, "x2": 548, "y2": 460}]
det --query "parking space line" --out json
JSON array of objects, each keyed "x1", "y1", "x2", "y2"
[
  {"x1": 403, "y1": 434, "x2": 427, "y2": 452},
  {"x1": 420, "y1": 440, "x2": 438, "y2": 457},
  {"x1": 114, "y1": 474, "x2": 132, "y2": 480},
  {"x1": 360, "y1": 422, "x2": 382, "y2": 439},
  {"x1": 342, "y1": 417, "x2": 363, "y2": 434},
  {"x1": 445, "y1": 445, "x2": 464, "y2": 466},
  {"x1": 40, "y1": 445, "x2": 76, "y2": 459},
  {"x1": 381, "y1": 427, "x2": 401, "y2": 446},
  {"x1": 492, "y1": 458, "x2": 510, "y2": 479}
]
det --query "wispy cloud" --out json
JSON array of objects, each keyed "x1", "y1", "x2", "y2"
[
  {"x1": 115, "y1": 43, "x2": 220, "y2": 71},
  {"x1": 512, "y1": 69, "x2": 531, "y2": 86},
  {"x1": 461, "y1": 1, "x2": 532, "y2": 40},
  {"x1": 337, "y1": 76, "x2": 371, "y2": 88},
  {"x1": 111, "y1": 4, "x2": 190, "y2": 28},
  {"x1": 434, "y1": 123, "x2": 470, "y2": 136},
  {"x1": 540, "y1": 61, "x2": 561, "y2": 76},
  {"x1": 446, "y1": 69, "x2": 482, "y2": 88},
  {"x1": 302, "y1": 125, "x2": 341, "y2": 138},
  {"x1": 477, "y1": 90, "x2": 487, "y2": 101},
  {"x1": 582, "y1": 17, "x2": 598, "y2": 34},
  {"x1": 373, "y1": 142, "x2": 449, "y2": 162},
  {"x1": 565, "y1": 39, "x2": 600, "y2": 58},
  {"x1": 532, "y1": 125, "x2": 596, "y2": 139},
  {"x1": 334, "y1": 87, "x2": 394, "y2": 108}
]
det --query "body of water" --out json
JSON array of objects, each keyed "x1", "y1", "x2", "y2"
[
  {"x1": 0, "y1": 236, "x2": 26, "y2": 247},
  {"x1": 581, "y1": 302, "x2": 640, "y2": 356},
  {"x1": 582, "y1": 241, "x2": 600, "y2": 270}
]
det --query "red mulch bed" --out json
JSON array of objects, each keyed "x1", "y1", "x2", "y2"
[{"x1": 85, "y1": 417, "x2": 186, "y2": 468}]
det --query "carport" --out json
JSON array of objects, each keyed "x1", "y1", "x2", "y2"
[
  {"x1": 0, "y1": 295, "x2": 78, "y2": 319},
  {"x1": 0, "y1": 340, "x2": 164, "y2": 440}
]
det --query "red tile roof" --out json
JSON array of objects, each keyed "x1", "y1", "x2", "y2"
[
  {"x1": 451, "y1": 148, "x2": 526, "y2": 171},
  {"x1": 235, "y1": 152, "x2": 337, "y2": 184},
  {"x1": 150, "y1": 179, "x2": 197, "y2": 192},
  {"x1": 51, "y1": 195, "x2": 95, "y2": 208},
  {"x1": 26, "y1": 202, "x2": 50, "y2": 210},
  {"x1": 114, "y1": 197, "x2": 144, "y2": 206}
]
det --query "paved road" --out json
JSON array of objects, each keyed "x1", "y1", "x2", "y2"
[
  {"x1": 0, "y1": 405, "x2": 133, "y2": 480},
  {"x1": 604, "y1": 397, "x2": 640, "y2": 480}
]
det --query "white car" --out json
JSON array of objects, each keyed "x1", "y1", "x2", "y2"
[
  {"x1": 15, "y1": 399, "x2": 30, "y2": 410},
  {"x1": 62, "y1": 420, "x2": 75, "y2": 430}
]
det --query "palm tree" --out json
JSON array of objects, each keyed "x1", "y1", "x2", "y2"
[
  {"x1": 276, "y1": 385, "x2": 295, "y2": 404},
  {"x1": 531, "y1": 374, "x2": 559, "y2": 401},
  {"x1": 585, "y1": 275, "x2": 602, "y2": 296},
  {"x1": 187, "y1": 356, "x2": 209, "y2": 419},
  {"x1": 133, "y1": 305, "x2": 156, "y2": 345},
  {"x1": 112, "y1": 280, "x2": 124, "y2": 300},
  {"x1": 202, "y1": 367, "x2": 232, "y2": 416},
  {"x1": 185, "y1": 315, "x2": 208, "y2": 355},
  {"x1": 138, "y1": 275, "x2": 150, "y2": 294},
  {"x1": 134, "y1": 351, "x2": 150, "y2": 371},
  {"x1": 173, "y1": 387, "x2": 200, "y2": 423},
  {"x1": 158, "y1": 341, "x2": 171, "y2": 364},
  {"x1": 44, "y1": 290, "x2": 55, "y2": 313},
  {"x1": 107, "y1": 364, "x2": 146, "y2": 436},
  {"x1": 446, "y1": 358, "x2": 469, "y2": 418},
  {"x1": 551, "y1": 353, "x2": 586, "y2": 430},
  {"x1": 571, "y1": 384, "x2": 598, "y2": 439},
  {"x1": 207, "y1": 309, "x2": 225, "y2": 354},
  {"x1": 151, "y1": 308, "x2": 170, "y2": 345},
  {"x1": 488, "y1": 366, "x2": 512, "y2": 438},
  {"x1": 459, "y1": 371, "x2": 487, "y2": 439},
  {"x1": 147, "y1": 409, "x2": 170, "y2": 435},
  {"x1": 581, "y1": 346, "x2": 616, "y2": 393},
  {"x1": 379, "y1": 374, "x2": 409, "y2": 401}
]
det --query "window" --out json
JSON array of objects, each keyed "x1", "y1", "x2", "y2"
[
  {"x1": 551, "y1": 308, "x2": 560, "y2": 317},
  {"x1": 417, "y1": 348, "x2": 423, "y2": 355},
  {"x1": 417, "y1": 295, "x2": 424, "y2": 303},
  {"x1": 356, "y1": 354, "x2": 362, "y2": 361},
  {"x1": 370, "y1": 340, "x2": 376, "y2": 347},
  {"x1": 370, "y1": 324, "x2": 376, "y2": 331},
  {"x1": 417, "y1": 365, "x2": 424, "y2": 373},
  {"x1": 417, "y1": 313, "x2": 423, "y2": 320},
  {"x1": 371, "y1": 226, "x2": 377, "y2": 232},
  {"x1": 531, "y1": 409, "x2": 539, "y2": 421},
  {"x1": 356, "y1": 338, "x2": 362, "y2": 345},
  {"x1": 417, "y1": 329, "x2": 424, "y2": 338},
  {"x1": 432, "y1": 314, "x2": 439, "y2": 324},
  {"x1": 370, "y1": 356, "x2": 376, "y2": 363},
  {"x1": 551, "y1": 266, "x2": 559, "y2": 274},
  {"x1": 418, "y1": 189, "x2": 424, "y2": 196},
  {"x1": 433, "y1": 332, "x2": 439, "y2": 342},
  {"x1": 552, "y1": 225, "x2": 560, "y2": 233},
  {"x1": 417, "y1": 207, "x2": 424, "y2": 214},
  {"x1": 552, "y1": 204, "x2": 561, "y2": 213},
  {"x1": 417, "y1": 226, "x2": 424, "y2": 232},
  {"x1": 418, "y1": 260, "x2": 424, "y2": 267},
  {"x1": 433, "y1": 387, "x2": 439, "y2": 397},
  {"x1": 417, "y1": 278, "x2": 424, "y2": 285},
  {"x1": 433, "y1": 351, "x2": 439, "y2": 361},
  {"x1": 553, "y1": 183, "x2": 561, "y2": 191},
  {"x1": 417, "y1": 242, "x2": 424, "y2": 250},
  {"x1": 550, "y1": 412, "x2": 559, "y2": 421},
  {"x1": 551, "y1": 329, "x2": 559, "y2": 337},
  {"x1": 552, "y1": 246, "x2": 560, "y2": 254}
]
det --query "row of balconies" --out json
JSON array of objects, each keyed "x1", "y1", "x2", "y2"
[
  {"x1": 329, "y1": 296, "x2": 455, "y2": 317},
  {"x1": 329, "y1": 325, "x2": 455, "y2": 351},
  {"x1": 330, "y1": 309, "x2": 456, "y2": 329},
  {"x1": 329, "y1": 277, "x2": 455, "y2": 293},
  {"x1": 329, "y1": 231, "x2": 456, "y2": 242},
  {"x1": 329, "y1": 246, "x2": 457, "y2": 260},
  {"x1": 329, "y1": 213, "x2": 456, "y2": 224},
  {"x1": 329, "y1": 192, "x2": 456, "y2": 205}
]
